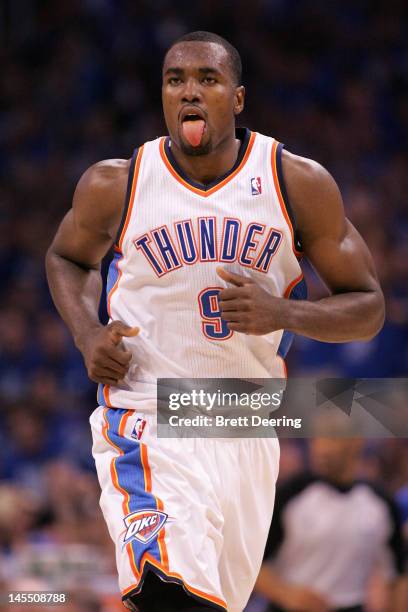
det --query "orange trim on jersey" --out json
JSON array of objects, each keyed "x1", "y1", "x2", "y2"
[
  {"x1": 140, "y1": 443, "x2": 169, "y2": 571},
  {"x1": 122, "y1": 553, "x2": 228, "y2": 610},
  {"x1": 271, "y1": 140, "x2": 302, "y2": 258},
  {"x1": 277, "y1": 355, "x2": 288, "y2": 378},
  {"x1": 118, "y1": 146, "x2": 144, "y2": 250},
  {"x1": 118, "y1": 409, "x2": 132, "y2": 436},
  {"x1": 159, "y1": 132, "x2": 256, "y2": 197},
  {"x1": 103, "y1": 383, "x2": 113, "y2": 408},
  {"x1": 283, "y1": 271, "x2": 304, "y2": 299}
]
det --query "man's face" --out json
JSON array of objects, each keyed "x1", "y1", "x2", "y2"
[
  {"x1": 309, "y1": 438, "x2": 363, "y2": 480},
  {"x1": 162, "y1": 41, "x2": 244, "y2": 156}
]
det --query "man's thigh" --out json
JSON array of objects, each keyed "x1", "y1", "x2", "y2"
[{"x1": 90, "y1": 407, "x2": 227, "y2": 609}]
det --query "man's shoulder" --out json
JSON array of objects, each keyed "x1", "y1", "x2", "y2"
[
  {"x1": 81, "y1": 158, "x2": 132, "y2": 191},
  {"x1": 277, "y1": 146, "x2": 343, "y2": 234},
  {"x1": 281, "y1": 148, "x2": 336, "y2": 195},
  {"x1": 254, "y1": 131, "x2": 341, "y2": 224},
  {"x1": 83, "y1": 135, "x2": 162, "y2": 189},
  {"x1": 71, "y1": 158, "x2": 133, "y2": 234},
  {"x1": 74, "y1": 158, "x2": 132, "y2": 210}
]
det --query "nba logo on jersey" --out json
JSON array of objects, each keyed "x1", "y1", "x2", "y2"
[
  {"x1": 131, "y1": 418, "x2": 146, "y2": 440},
  {"x1": 251, "y1": 176, "x2": 262, "y2": 195}
]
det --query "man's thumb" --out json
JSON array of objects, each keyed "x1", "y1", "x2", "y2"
[{"x1": 109, "y1": 322, "x2": 139, "y2": 344}]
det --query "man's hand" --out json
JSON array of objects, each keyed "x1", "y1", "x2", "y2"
[
  {"x1": 255, "y1": 565, "x2": 330, "y2": 612},
  {"x1": 217, "y1": 266, "x2": 288, "y2": 335},
  {"x1": 81, "y1": 321, "x2": 139, "y2": 385},
  {"x1": 283, "y1": 585, "x2": 330, "y2": 612}
]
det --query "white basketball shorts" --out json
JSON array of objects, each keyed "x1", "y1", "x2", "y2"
[{"x1": 89, "y1": 406, "x2": 280, "y2": 612}]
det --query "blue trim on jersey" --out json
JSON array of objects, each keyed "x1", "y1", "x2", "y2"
[
  {"x1": 97, "y1": 383, "x2": 105, "y2": 406},
  {"x1": 106, "y1": 248, "x2": 122, "y2": 301},
  {"x1": 276, "y1": 143, "x2": 303, "y2": 254},
  {"x1": 104, "y1": 409, "x2": 162, "y2": 569},
  {"x1": 277, "y1": 277, "x2": 307, "y2": 359}
]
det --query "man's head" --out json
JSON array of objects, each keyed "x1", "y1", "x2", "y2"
[
  {"x1": 309, "y1": 438, "x2": 364, "y2": 484},
  {"x1": 162, "y1": 31, "x2": 245, "y2": 156},
  {"x1": 309, "y1": 412, "x2": 364, "y2": 483}
]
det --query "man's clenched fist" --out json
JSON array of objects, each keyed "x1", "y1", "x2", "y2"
[
  {"x1": 217, "y1": 266, "x2": 290, "y2": 335},
  {"x1": 81, "y1": 321, "x2": 139, "y2": 385}
]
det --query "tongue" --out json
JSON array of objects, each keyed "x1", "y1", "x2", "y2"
[{"x1": 182, "y1": 119, "x2": 205, "y2": 147}]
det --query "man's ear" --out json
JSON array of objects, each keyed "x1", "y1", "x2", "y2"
[{"x1": 234, "y1": 85, "x2": 245, "y2": 115}]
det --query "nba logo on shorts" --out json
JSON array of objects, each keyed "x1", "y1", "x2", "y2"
[
  {"x1": 251, "y1": 176, "x2": 262, "y2": 195},
  {"x1": 131, "y1": 418, "x2": 146, "y2": 440}
]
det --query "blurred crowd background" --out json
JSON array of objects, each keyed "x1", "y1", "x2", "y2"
[{"x1": 0, "y1": 0, "x2": 407, "y2": 610}]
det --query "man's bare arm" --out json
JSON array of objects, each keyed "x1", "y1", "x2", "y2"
[
  {"x1": 255, "y1": 564, "x2": 329, "y2": 612},
  {"x1": 282, "y1": 150, "x2": 385, "y2": 341},
  {"x1": 218, "y1": 152, "x2": 385, "y2": 342},
  {"x1": 386, "y1": 576, "x2": 408, "y2": 612},
  {"x1": 46, "y1": 159, "x2": 138, "y2": 384}
]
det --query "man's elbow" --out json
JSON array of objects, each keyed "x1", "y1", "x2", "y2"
[
  {"x1": 45, "y1": 244, "x2": 99, "y2": 274},
  {"x1": 45, "y1": 245, "x2": 67, "y2": 274},
  {"x1": 45, "y1": 245, "x2": 59, "y2": 272},
  {"x1": 361, "y1": 289, "x2": 385, "y2": 341}
]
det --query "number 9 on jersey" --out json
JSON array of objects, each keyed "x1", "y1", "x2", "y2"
[{"x1": 198, "y1": 287, "x2": 233, "y2": 341}]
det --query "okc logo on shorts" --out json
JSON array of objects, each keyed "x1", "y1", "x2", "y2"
[
  {"x1": 123, "y1": 510, "x2": 167, "y2": 545},
  {"x1": 251, "y1": 176, "x2": 262, "y2": 195}
]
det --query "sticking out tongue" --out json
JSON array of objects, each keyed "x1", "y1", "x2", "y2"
[{"x1": 182, "y1": 119, "x2": 205, "y2": 147}]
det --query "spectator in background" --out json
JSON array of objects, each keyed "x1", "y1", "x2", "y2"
[{"x1": 255, "y1": 437, "x2": 407, "y2": 611}]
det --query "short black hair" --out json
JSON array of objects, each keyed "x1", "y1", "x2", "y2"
[{"x1": 165, "y1": 31, "x2": 242, "y2": 85}]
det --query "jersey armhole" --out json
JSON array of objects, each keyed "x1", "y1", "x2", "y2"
[
  {"x1": 272, "y1": 141, "x2": 303, "y2": 257},
  {"x1": 115, "y1": 146, "x2": 142, "y2": 249}
]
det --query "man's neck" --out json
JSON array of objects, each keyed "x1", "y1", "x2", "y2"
[
  {"x1": 169, "y1": 132, "x2": 241, "y2": 186},
  {"x1": 323, "y1": 468, "x2": 356, "y2": 489}
]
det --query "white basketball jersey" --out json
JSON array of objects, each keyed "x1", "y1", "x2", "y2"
[{"x1": 98, "y1": 128, "x2": 306, "y2": 411}]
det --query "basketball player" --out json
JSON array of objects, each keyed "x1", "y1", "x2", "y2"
[{"x1": 46, "y1": 32, "x2": 385, "y2": 612}]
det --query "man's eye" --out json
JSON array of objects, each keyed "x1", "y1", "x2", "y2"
[
  {"x1": 203, "y1": 77, "x2": 216, "y2": 84},
  {"x1": 168, "y1": 77, "x2": 181, "y2": 85}
]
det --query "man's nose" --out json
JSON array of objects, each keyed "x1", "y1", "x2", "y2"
[{"x1": 181, "y1": 78, "x2": 201, "y2": 103}]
